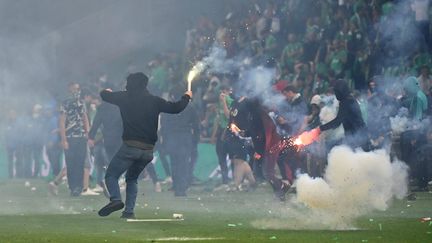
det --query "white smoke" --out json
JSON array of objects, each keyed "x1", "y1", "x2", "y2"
[
  {"x1": 390, "y1": 108, "x2": 431, "y2": 135},
  {"x1": 192, "y1": 43, "x2": 285, "y2": 107},
  {"x1": 390, "y1": 115, "x2": 410, "y2": 135},
  {"x1": 201, "y1": 44, "x2": 242, "y2": 74},
  {"x1": 237, "y1": 66, "x2": 285, "y2": 107},
  {"x1": 377, "y1": 0, "x2": 426, "y2": 67},
  {"x1": 294, "y1": 146, "x2": 408, "y2": 229}
]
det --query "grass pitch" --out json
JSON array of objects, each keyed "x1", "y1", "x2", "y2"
[{"x1": 0, "y1": 179, "x2": 431, "y2": 242}]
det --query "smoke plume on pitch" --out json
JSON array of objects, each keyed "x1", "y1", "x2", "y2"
[{"x1": 294, "y1": 146, "x2": 408, "y2": 229}]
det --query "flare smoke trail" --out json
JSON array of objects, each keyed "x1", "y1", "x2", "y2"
[{"x1": 190, "y1": 44, "x2": 285, "y2": 107}]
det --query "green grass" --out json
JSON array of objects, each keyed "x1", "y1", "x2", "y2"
[{"x1": 0, "y1": 179, "x2": 431, "y2": 242}]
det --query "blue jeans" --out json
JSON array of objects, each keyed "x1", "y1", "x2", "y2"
[{"x1": 105, "y1": 143, "x2": 153, "y2": 213}]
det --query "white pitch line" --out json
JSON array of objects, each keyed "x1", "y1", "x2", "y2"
[
  {"x1": 126, "y1": 218, "x2": 184, "y2": 222},
  {"x1": 150, "y1": 237, "x2": 225, "y2": 241}
]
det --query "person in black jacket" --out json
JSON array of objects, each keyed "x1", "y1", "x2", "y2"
[
  {"x1": 98, "y1": 72, "x2": 192, "y2": 219},
  {"x1": 319, "y1": 79, "x2": 367, "y2": 149},
  {"x1": 160, "y1": 86, "x2": 200, "y2": 196}
]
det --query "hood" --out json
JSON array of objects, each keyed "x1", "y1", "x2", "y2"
[
  {"x1": 126, "y1": 72, "x2": 148, "y2": 93},
  {"x1": 403, "y1": 76, "x2": 420, "y2": 96},
  {"x1": 334, "y1": 79, "x2": 351, "y2": 101}
]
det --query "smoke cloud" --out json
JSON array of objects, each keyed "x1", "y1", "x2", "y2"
[
  {"x1": 390, "y1": 107, "x2": 431, "y2": 135},
  {"x1": 295, "y1": 146, "x2": 408, "y2": 229},
  {"x1": 376, "y1": 0, "x2": 426, "y2": 69},
  {"x1": 191, "y1": 43, "x2": 286, "y2": 108},
  {"x1": 252, "y1": 146, "x2": 409, "y2": 230}
]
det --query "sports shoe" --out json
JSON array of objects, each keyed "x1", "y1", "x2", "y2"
[
  {"x1": 276, "y1": 180, "x2": 291, "y2": 201},
  {"x1": 81, "y1": 188, "x2": 100, "y2": 196},
  {"x1": 98, "y1": 200, "x2": 125, "y2": 217},
  {"x1": 92, "y1": 184, "x2": 104, "y2": 193},
  {"x1": 48, "y1": 181, "x2": 58, "y2": 196},
  {"x1": 154, "y1": 182, "x2": 162, "y2": 192},
  {"x1": 162, "y1": 176, "x2": 173, "y2": 184},
  {"x1": 407, "y1": 193, "x2": 417, "y2": 201},
  {"x1": 120, "y1": 212, "x2": 136, "y2": 219}
]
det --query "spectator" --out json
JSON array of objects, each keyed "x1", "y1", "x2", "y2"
[
  {"x1": 160, "y1": 86, "x2": 200, "y2": 196},
  {"x1": 214, "y1": 85, "x2": 234, "y2": 187},
  {"x1": 281, "y1": 33, "x2": 303, "y2": 73},
  {"x1": 59, "y1": 82, "x2": 90, "y2": 197}
]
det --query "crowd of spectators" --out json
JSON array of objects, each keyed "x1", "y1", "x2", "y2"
[{"x1": 3, "y1": 0, "x2": 432, "y2": 196}]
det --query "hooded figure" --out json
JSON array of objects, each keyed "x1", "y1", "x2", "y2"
[
  {"x1": 99, "y1": 72, "x2": 191, "y2": 218},
  {"x1": 402, "y1": 76, "x2": 428, "y2": 120},
  {"x1": 320, "y1": 79, "x2": 366, "y2": 148}
]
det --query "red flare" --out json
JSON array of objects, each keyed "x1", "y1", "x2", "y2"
[{"x1": 293, "y1": 128, "x2": 321, "y2": 146}]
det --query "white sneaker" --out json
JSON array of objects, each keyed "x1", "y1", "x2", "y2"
[
  {"x1": 92, "y1": 184, "x2": 104, "y2": 193},
  {"x1": 162, "y1": 177, "x2": 173, "y2": 184},
  {"x1": 154, "y1": 182, "x2": 162, "y2": 192},
  {"x1": 48, "y1": 181, "x2": 58, "y2": 196},
  {"x1": 81, "y1": 189, "x2": 100, "y2": 196}
]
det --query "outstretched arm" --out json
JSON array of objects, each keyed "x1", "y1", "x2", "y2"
[{"x1": 158, "y1": 92, "x2": 192, "y2": 114}]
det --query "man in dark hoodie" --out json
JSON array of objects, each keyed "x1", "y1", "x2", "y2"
[
  {"x1": 319, "y1": 79, "x2": 367, "y2": 149},
  {"x1": 98, "y1": 72, "x2": 192, "y2": 219}
]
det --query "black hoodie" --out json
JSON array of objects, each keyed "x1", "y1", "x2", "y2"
[
  {"x1": 100, "y1": 89, "x2": 190, "y2": 145},
  {"x1": 320, "y1": 80, "x2": 366, "y2": 135}
]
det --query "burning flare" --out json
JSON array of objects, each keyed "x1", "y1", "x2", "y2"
[
  {"x1": 187, "y1": 61, "x2": 206, "y2": 91},
  {"x1": 230, "y1": 123, "x2": 241, "y2": 135},
  {"x1": 294, "y1": 128, "x2": 321, "y2": 146}
]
